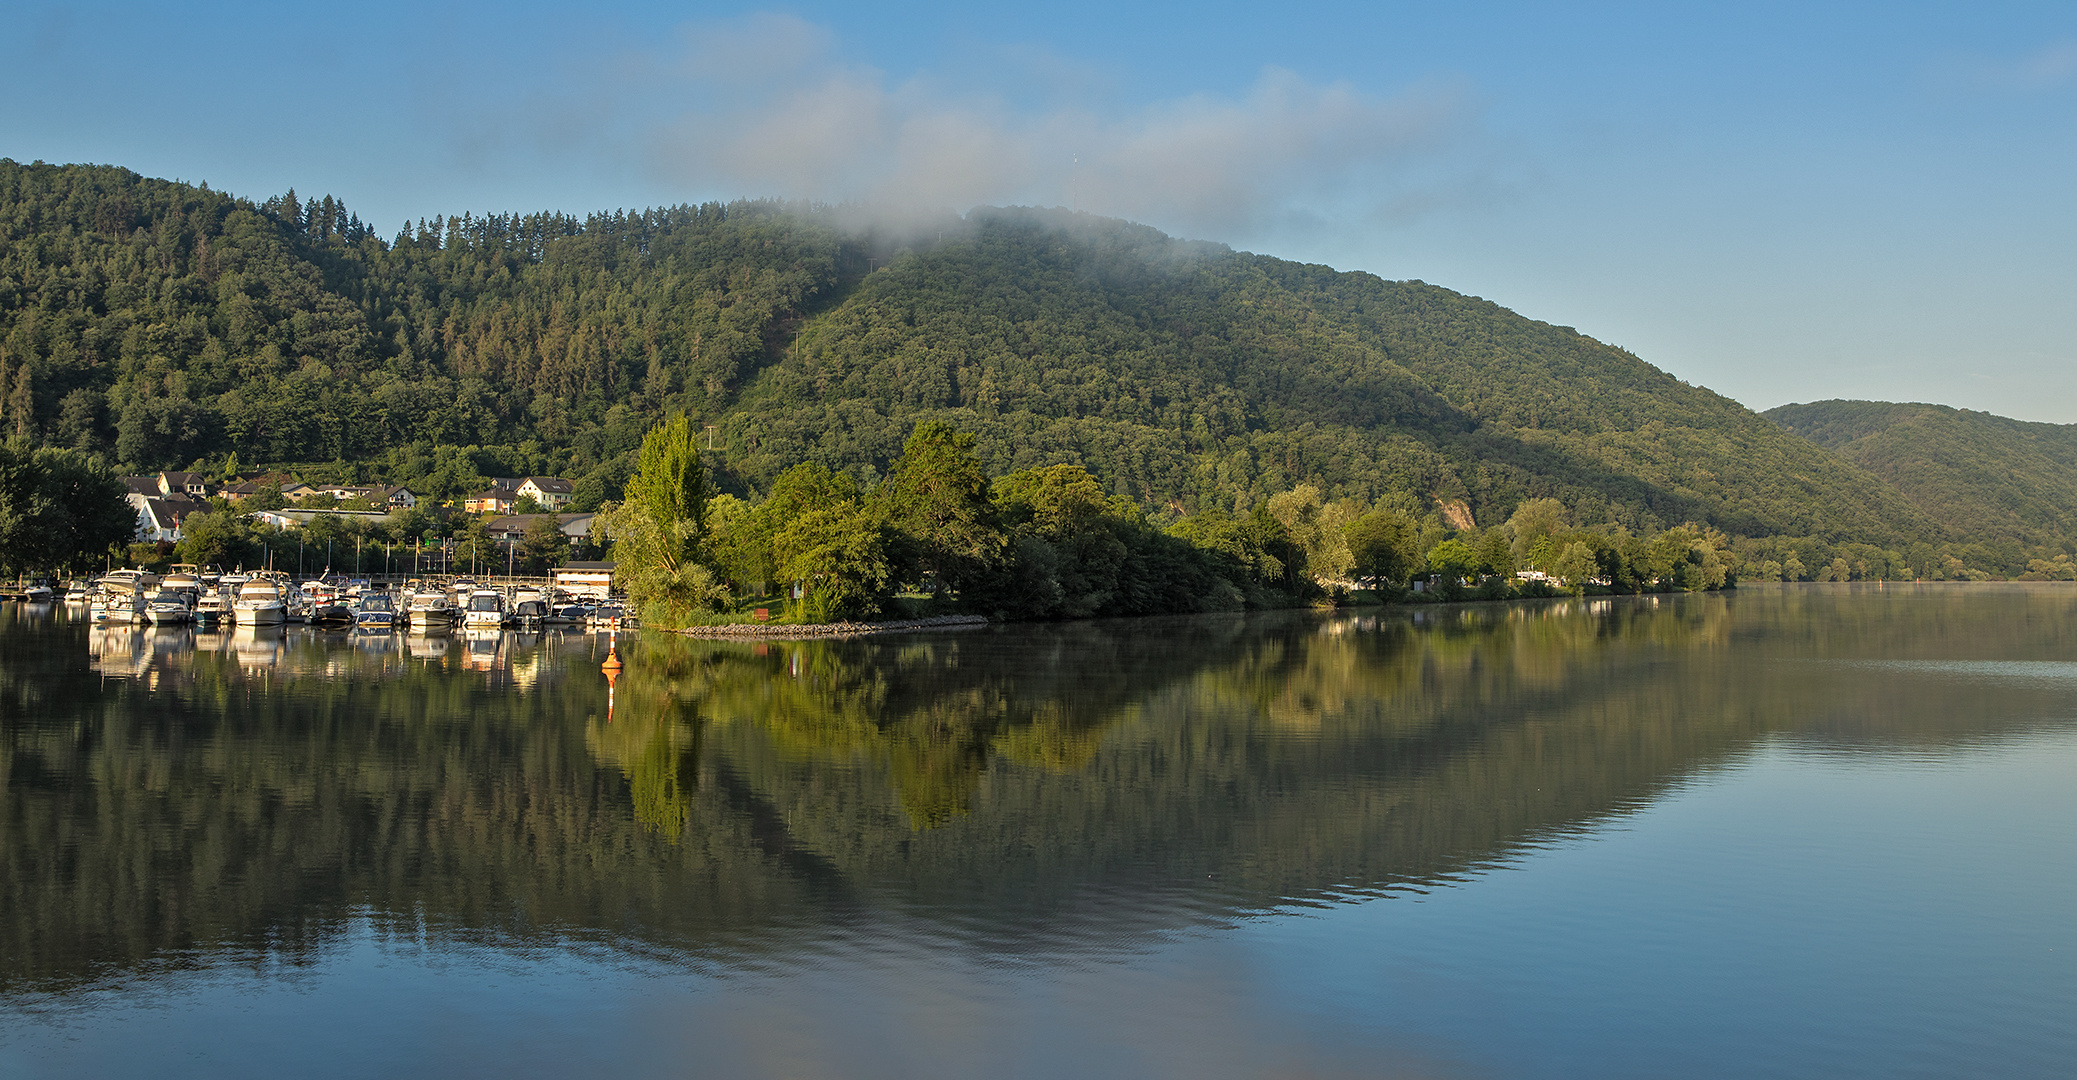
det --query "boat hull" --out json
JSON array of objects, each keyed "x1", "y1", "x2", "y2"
[{"x1": 235, "y1": 603, "x2": 287, "y2": 626}]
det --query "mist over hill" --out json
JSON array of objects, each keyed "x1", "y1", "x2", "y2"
[{"x1": 3, "y1": 158, "x2": 2062, "y2": 576}]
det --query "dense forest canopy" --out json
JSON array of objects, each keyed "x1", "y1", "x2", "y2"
[
  {"x1": 2, "y1": 158, "x2": 2067, "y2": 581},
  {"x1": 1765, "y1": 400, "x2": 2077, "y2": 556}
]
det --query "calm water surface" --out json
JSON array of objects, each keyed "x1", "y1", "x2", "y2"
[{"x1": 2, "y1": 584, "x2": 2074, "y2": 1078}]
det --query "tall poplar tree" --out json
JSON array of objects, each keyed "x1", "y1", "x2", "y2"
[{"x1": 623, "y1": 414, "x2": 712, "y2": 571}]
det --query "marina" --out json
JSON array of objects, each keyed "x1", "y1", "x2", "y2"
[{"x1": 36, "y1": 568, "x2": 634, "y2": 635}]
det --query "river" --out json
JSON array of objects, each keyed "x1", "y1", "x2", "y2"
[{"x1": 2, "y1": 584, "x2": 2073, "y2": 1077}]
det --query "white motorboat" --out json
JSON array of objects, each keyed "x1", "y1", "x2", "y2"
[
  {"x1": 98, "y1": 569, "x2": 162, "y2": 597},
  {"x1": 194, "y1": 586, "x2": 233, "y2": 625},
  {"x1": 91, "y1": 589, "x2": 147, "y2": 623},
  {"x1": 462, "y1": 588, "x2": 506, "y2": 628},
  {"x1": 232, "y1": 577, "x2": 289, "y2": 626},
  {"x1": 406, "y1": 588, "x2": 458, "y2": 631},
  {"x1": 143, "y1": 588, "x2": 194, "y2": 624}
]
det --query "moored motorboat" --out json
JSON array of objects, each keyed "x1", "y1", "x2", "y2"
[
  {"x1": 98, "y1": 569, "x2": 162, "y2": 598},
  {"x1": 462, "y1": 588, "x2": 506, "y2": 628},
  {"x1": 193, "y1": 586, "x2": 233, "y2": 626},
  {"x1": 309, "y1": 597, "x2": 355, "y2": 627},
  {"x1": 406, "y1": 588, "x2": 458, "y2": 632},
  {"x1": 232, "y1": 577, "x2": 289, "y2": 626},
  {"x1": 509, "y1": 586, "x2": 548, "y2": 630},
  {"x1": 91, "y1": 589, "x2": 148, "y2": 624},
  {"x1": 352, "y1": 591, "x2": 400, "y2": 631},
  {"x1": 143, "y1": 588, "x2": 194, "y2": 624},
  {"x1": 585, "y1": 602, "x2": 632, "y2": 629}
]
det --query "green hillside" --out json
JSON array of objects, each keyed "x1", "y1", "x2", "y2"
[
  {"x1": 737, "y1": 207, "x2": 1937, "y2": 543},
  {"x1": 1765, "y1": 399, "x2": 2077, "y2": 552},
  {"x1": 0, "y1": 159, "x2": 1936, "y2": 549}
]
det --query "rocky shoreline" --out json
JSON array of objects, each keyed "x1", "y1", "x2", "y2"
[{"x1": 660, "y1": 614, "x2": 992, "y2": 640}]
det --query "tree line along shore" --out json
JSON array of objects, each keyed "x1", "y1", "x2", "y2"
[
  {"x1": 598, "y1": 416, "x2": 1742, "y2": 630},
  {"x1": 7, "y1": 415, "x2": 2063, "y2": 624}
]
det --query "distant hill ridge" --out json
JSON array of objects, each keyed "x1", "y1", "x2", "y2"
[
  {"x1": 0, "y1": 157, "x2": 1999, "y2": 557},
  {"x1": 1764, "y1": 400, "x2": 2077, "y2": 549}
]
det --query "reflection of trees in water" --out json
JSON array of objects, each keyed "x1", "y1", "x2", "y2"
[{"x1": 6, "y1": 586, "x2": 2077, "y2": 990}]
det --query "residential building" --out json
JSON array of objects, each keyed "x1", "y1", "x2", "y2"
[
  {"x1": 465, "y1": 486, "x2": 518, "y2": 514},
  {"x1": 553, "y1": 561, "x2": 617, "y2": 599},
  {"x1": 483, "y1": 513, "x2": 596, "y2": 543},
  {"x1": 136, "y1": 497, "x2": 198, "y2": 542},
  {"x1": 158, "y1": 471, "x2": 214, "y2": 499},
  {"x1": 370, "y1": 485, "x2": 418, "y2": 509},
  {"x1": 517, "y1": 477, "x2": 575, "y2": 509}
]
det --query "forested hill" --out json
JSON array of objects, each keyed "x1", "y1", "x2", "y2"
[
  {"x1": 736, "y1": 208, "x2": 1935, "y2": 542},
  {"x1": 0, "y1": 158, "x2": 1934, "y2": 544},
  {"x1": 1765, "y1": 400, "x2": 2077, "y2": 548}
]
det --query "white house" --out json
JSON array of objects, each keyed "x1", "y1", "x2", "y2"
[
  {"x1": 136, "y1": 497, "x2": 198, "y2": 542},
  {"x1": 517, "y1": 476, "x2": 575, "y2": 509}
]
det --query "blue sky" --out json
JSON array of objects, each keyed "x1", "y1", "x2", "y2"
[{"x1": 5, "y1": 1, "x2": 2074, "y2": 420}]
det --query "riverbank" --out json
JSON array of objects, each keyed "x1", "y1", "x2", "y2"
[{"x1": 661, "y1": 614, "x2": 991, "y2": 640}]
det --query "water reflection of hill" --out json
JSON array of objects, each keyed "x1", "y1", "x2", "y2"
[{"x1": 4, "y1": 584, "x2": 2075, "y2": 990}]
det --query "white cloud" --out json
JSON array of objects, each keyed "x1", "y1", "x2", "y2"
[{"x1": 617, "y1": 14, "x2": 1482, "y2": 242}]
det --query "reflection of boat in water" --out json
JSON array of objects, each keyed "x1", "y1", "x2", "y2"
[
  {"x1": 406, "y1": 633, "x2": 451, "y2": 661},
  {"x1": 461, "y1": 627, "x2": 503, "y2": 670},
  {"x1": 87, "y1": 624, "x2": 149, "y2": 675},
  {"x1": 230, "y1": 623, "x2": 286, "y2": 668}
]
